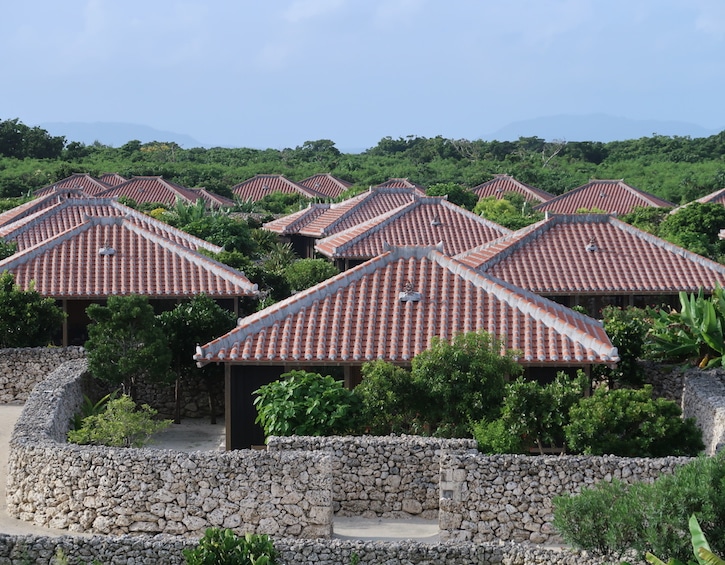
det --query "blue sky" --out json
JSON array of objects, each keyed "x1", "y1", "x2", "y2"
[{"x1": 2, "y1": 1, "x2": 725, "y2": 150}]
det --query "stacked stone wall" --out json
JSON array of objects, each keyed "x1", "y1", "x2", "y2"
[
  {"x1": 7, "y1": 360, "x2": 332, "y2": 539},
  {"x1": 682, "y1": 367, "x2": 725, "y2": 455},
  {"x1": 439, "y1": 452, "x2": 690, "y2": 545},
  {"x1": 0, "y1": 347, "x2": 85, "y2": 403},
  {"x1": 267, "y1": 435, "x2": 477, "y2": 519}
]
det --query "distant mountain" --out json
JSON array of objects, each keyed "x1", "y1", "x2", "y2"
[
  {"x1": 483, "y1": 113, "x2": 722, "y2": 143},
  {"x1": 39, "y1": 121, "x2": 205, "y2": 148}
]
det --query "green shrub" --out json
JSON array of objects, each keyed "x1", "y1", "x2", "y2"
[
  {"x1": 69, "y1": 390, "x2": 119, "y2": 431},
  {"x1": 553, "y1": 454, "x2": 725, "y2": 562},
  {"x1": 67, "y1": 394, "x2": 171, "y2": 448},
  {"x1": 594, "y1": 305, "x2": 649, "y2": 387},
  {"x1": 471, "y1": 418, "x2": 525, "y2": 454},
  {"x1": 564, "y1": 385, "x2": 704, "y2": 457},
  {"x1": 253, "y1": 370, "x2": 360, "y2": 437},
  {"x1": 183, "y1": 528, "x2": 277, "y2": 565}
]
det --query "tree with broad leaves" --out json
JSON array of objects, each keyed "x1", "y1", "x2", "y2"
[
  {"x1": 158, "y1": 294, "x2": 237, "y2": 424},
  {"x1": 85, "y1": 295, "x2": 171, "y2": 399}
]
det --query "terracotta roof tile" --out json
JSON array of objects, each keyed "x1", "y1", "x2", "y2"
[
  {"x1": 190, "y1": 188, "x2": 236, "y2": 209},
  {"x1": 374, "y1": 178, "x2": 426, "y2": 192},
  {"x1": 0, "y1": 215, "x2": 257, "y2": 299},
  {"x1": 263, "y1": 187, "x2": 423, "y2": 238},
  {"x1": 97, "y1": 173, "x2": 128, "y2": 186},
  {"x1": 0, "y1": 197, "x2": 222, "y2": 254},
  {"x1": 456, "y1": 214, "x2": 725, "y2": 295},
  {"x1": 96, "y1": 176, "x2": 201, "y2": 206},
  {"x1": 298, "y1": 173, "x2": 352, "y2": 199},
  {"x1": 34, "y1": 173, "x2": 112, "y2": 197},
  {"x1": 696, "y1": 187, "x2": 725, "y2": 206},
  {"x1": 471, "y1": 174, "x2": 553, "y2": 203},
  {"x1": 195, "y1": 246, "x2": 617, "y2": 366},
  {"x1": 534, "y1": 179, "x2": 674, "y2": 215},
  {"x1": 315, "y1": 197, "x2": 512, "y2": 259},
  {"x1": 231, "y1": 174, "x2": 319, "y2": 202}
]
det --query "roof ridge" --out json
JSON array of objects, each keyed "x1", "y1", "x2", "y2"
[{"x1": 0, "y1": 221, "x2": 93, "y2": 270}]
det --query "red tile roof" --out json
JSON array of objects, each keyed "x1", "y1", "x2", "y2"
[
  {"x1": 34, "y1": 173, "x2": 112, "y2": 197},
  {"x1": 534, "y1": 179, "x2": 674, "y2": 215},
  {"x1": 471, "y1": 174, "x2": 553, "y2": 203},
  {"x1": 0, "y1": 192, "x2": 69, "y2": 230},
  {"x1": 190, "y1": 188, "x2": 236, "y2": 209},
  {"x1": 0, "y1": 215, "x2": 257, "y2": 299},
  {"x1": 0, "y1": 197, "x2": 222, "y2": 254},
  {"x1": 696, "y1": 187, "x2": 725, "y2": 206},
  {"x1": 97, "y1": 173, "x2": 128, "y2": 186},
  {"x1": 96, "y1": 176, "x2": 201, "y2": 206},
  {"x1": 195, "y1": 246, "x2": 617, "y2": 366},
  {"x1": 374, "y1": 178, "x2": 426, "y2": 192},
  {"x1": 298, "y1": 173, "x2": 352, "y2": 200},
  {"x1": 456, "y1": 214, "x2": 725, "y2": 295},
  {"x1": 263, "y1": 187, "x2": 422, "y2": 237},
  {"x1": 231, "y1": 174, "x2": 320, "y2": 202},
  {"x1": 315, "y1": 197, "x2": 512, "y2": 259}
]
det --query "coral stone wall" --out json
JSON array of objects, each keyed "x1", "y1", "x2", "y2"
[
  {"x1": 0, "y1": 347, "x2": 85, "y2": 403},
  {"x1": 267, "y1": 435, "x2": 477, "y2": 519},
  {"x1": 682, "y1": 367, "x2": 725, "y2": 455},
  {"x1": 7, "y1": 360, "x2": 333, "y2": 539},
  {"x1": 439, "y1": 452, "x2": 690, "y2": 544}
]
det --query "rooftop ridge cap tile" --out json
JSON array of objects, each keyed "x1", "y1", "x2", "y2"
[
  {"x1": 316, "y1": 201, "x2": 416, "y2": 256},
  {"x1": 615, "y1": 180, "x2": 675, "y2": 207},
  {"x1": 438, "y1": 199, "x2": 513, "y2": 234},
  {"x1": 0, "y1": 200, "x2": 68, "y2": 239},
  {"x1": 122, "y1": 221, "x2": 258, "y2": 293}
]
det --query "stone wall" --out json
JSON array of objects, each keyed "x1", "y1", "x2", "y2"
[
  {"x1": 7, "y1": 360, "x2": 333, "y2": 539},
  {"x1": 439, "y1": 452, "x2": 690, "y2": 545},
  {"x1": 682, "y1": 367, "x2": 725, "y2": 455},
  {"x1": 0, "y1": 533, "x2": 602, "y2": 565},
  {"x1": 0, "y1": 347, "x2": 85, "y2": 403},
  {"x1": 267, "y1": 435, "x2": 478, "y2": 519}
]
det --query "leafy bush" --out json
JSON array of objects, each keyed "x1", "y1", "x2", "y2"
[
  {"x1": 354, "y1": 360, "x2": 420, "y2": 435},
  {"x1": 564, "y1": 385, "x2": 704, "y2": 457},
  {"x1": 410, "y1": 331, "x2": 522, "y2": 436},
  {"x1": 471, "y1": 418, "x2": 525, "y2": 454},
  {"x1": 253, "y1": 370, "x2": 360, "y2": 438},
  {"x1": 183, "y1": 528, "x2": 277, "y2": 565},
  {"x1": 553, "y1": 454, "x2": 725, "y2": 562},
  {"x1": 69, "y1": 390, "x2": 119, "y2": 431},
  {"x1": 67, "y1": 394, "x2": 171, "y2": 448},
  {"x1": 284, "y1": 258, "x2": 339, "y2": 292},
  {"x1": 594, "y1": 305, "x2": 649, "y2": 387}
]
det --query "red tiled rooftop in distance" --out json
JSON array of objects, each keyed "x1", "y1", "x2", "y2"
[
  {"x1": 263, "y1": 187, "x2": 421, "y2": 237},
  {"x1": 97, "y1": 176, "x2": 201, "y2": 206},
  {"x1": 374, "y1": 178, "x2": 426, "y2": 192},
  {"x1": 97, "y1": 173, "x2": 127, "y2": 187},
  {"x1": 0, "y1": 197, "x2": 222, "y2": 253},
  {"x1": 696, "y1": 187, "x2": 725, "y2": 206},
  {"x1": 190, "y1": 188, "x2": 236, "y2": 209},
  {"x1": 0, "y1": 216, "x2": 257, "y2": 299},
  {"x1": 471, "y1": 174, "x2": 553, "y2": 203},
  {"x1": 34, "y1": 173, "x2": 112, "y2": 197},
  {"x1": 315, "y1": 197, "x2": 512, "y2": 259},
  {"x1": 534, "y1": 179, "x2": 674, "y2": 215},
  {"x1": 456, "y1": 214, "x2": 725, "y2": 295},
  {"x1": 298, "y1": 173, "x2": 352, "y2": 200},
  {"x1": 195, "y1": 246, "x2": 617, "y2": 366},
  {"x1": 231, "y1": 174, "x2": 319, "y2": 202}
]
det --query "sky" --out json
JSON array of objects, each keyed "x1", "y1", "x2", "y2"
[{"x1": 2, "y1": 1, "x2": 725, "y2": 151}]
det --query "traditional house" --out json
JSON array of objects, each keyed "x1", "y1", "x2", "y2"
[
  {"x1": 0, "y1": 196, "x2": 257, "y2": 345},
  {"x1": 34, "y1": 173, "x2": 114, "y2": 198},
  {"x1": 195, "y1": 245, "x2": 618, "y2": 449},
  {"x1": 298, "y1": 173, "x2": 352, "y2": 200},
  {"x1": 97, "y1": 176, "x2": 203, "y2": 207},
  {"x1": 263, "y1": 186, "x2": 424, "y2": 258},
  {"x1": 374, "y1": 178, "x2": 426, "y2": 191},
  {"x1": 230, "y1": 174, "x2": 322, "y2": 202},
  {"x1": 455, "y1": 213, "x2": 725, "y2": 315},
  {"x1": 471, "y1": 174, "x2": 553, "y2": 204},
  {"x1": 534, "y1": 179, "x2": 674, "y2": 216},
  {"x1": 315, "y1": 196, "x2": 512, "y2": 270}
]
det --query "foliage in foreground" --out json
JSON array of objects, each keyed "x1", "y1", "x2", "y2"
[
  {"x1": 67, "y1": 394, "x2": 171, "y2": 448},
  {"x1": 183, "y1": 528, "x2": 277, "y2": 565},
  {"x1": 642, "y1": 514, "x2": 725, "y2": 565},
  {"x1": 253, "y1": 370, "x2": 360, "y2": 438},
  {"x1": 553, "y1": 453, "x2": 725, "y2": 561}
]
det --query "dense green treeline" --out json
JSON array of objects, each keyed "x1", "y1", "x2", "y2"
[{"x1": 1, "y1": 118, "x2": 725, "y2": 204}]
